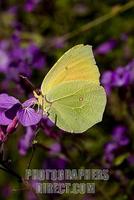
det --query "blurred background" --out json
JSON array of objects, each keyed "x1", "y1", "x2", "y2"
[{"x1": 0, "y1": 0, "x2": 134, "y2": 200}]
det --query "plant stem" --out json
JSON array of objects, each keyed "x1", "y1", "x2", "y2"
[
  {"x1": 0, "y1": 162, "x2": 22, "y2": 182},
  {"x1": 0, "y1": 162, "x2": 42, "y2": 200},
  {"x1": 63, "y1": 1, "x2": 134, "y2": 41}
]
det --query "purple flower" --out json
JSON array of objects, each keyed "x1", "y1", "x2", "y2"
[
  {"x1": 6, "y1": 116, "x2": 18, "y2": 134},
  {"x1": 0, "y1": 40, "x2": 10, "y2": 50},
  {"x1": 101, "y1": 61, "x2": 133, "y2": 94},
  {"x1": 0, "y1": 94, "x2": 41, "y2": 127},
  {"x1": 95, "y1": 39, "x2": 117, "y2": 55},
  {"x1": 24, "y1": 0, "x2": 41, "y2": 12},
  {"x1": 0, "y1": 126, "x2": 5, "y2": 141},
  {"x1": 17, "y1": 107, "x2": 41, "y2": 127},
  {"x1": 101, "y1": 71, "x2": 113, "y2": 95},
  {"x1": 49, "y1": 143, "x2": 61, "y2": 154},
  {"x1": 0, "y1": 49, "x2": 10, "y2": 73},
  {"x1": 103, "y1": 125, "x2": 129, "y2": 166},
  {"x1": 0, "y1": 111, "x2": 13, "y2": 126},
  {"x1": 1, "y1": 185, "x2": 12, "y2": 199},
  {"x1": 112, "y1": 125, "x2": 129, "y2": 146},
  {"x1": 18, "y1": 126, "x2": 36, "y2": 156},
  {"x1": 40, "y1": 117, "x2": 62, "y2": 139},
  {"x1": 44, "y1": 156, "x2": 68, "y2": 170},
  {"x1": 112, "y1": 67, "x2": 130, "y2": 87},
  {"x1": 126, "y1": 59, "x2": 134, "y2": 83},
  {"x1": 41, "y1": 117, "x2": 54, "y2": 133},
  {"x1": 8, "y1": 6, "x2": 18, "y2": 14},
  {"x1": 8, "y1": 42, "x2": 45, "y2": 78},
  {"x1": 50, "y1": 37, "x2": 66, "y2": 49},
  {"x1": 104, "y1": 142, "x2": 118, "y2": 163},
  {"x1": 0, "y1": 94, "x2": 20, "y2": 126},
  {"x1": 0, "y1": 93, "x2": 20, "y2": 110},
  {"x1": 0, "y1": 38, "x2": 46, "y2": 82},
  {"x1": 11, "y1": 31, "x2": 21, "y2": 45},
  {"x1": 26, "y1": 43, "x2": 46, "y2": 69}
]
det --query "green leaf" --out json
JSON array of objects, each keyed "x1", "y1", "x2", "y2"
[{"x1": 114, "y1": 153, "x2": 129, "y2": 166}]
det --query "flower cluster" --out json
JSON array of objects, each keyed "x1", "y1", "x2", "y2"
[
  {"x1": 95, "y1": 39, "x2": 117, "y2": 55},
  {"x1": 18, "y1": 126, "x2": 36, "y2": 156},
  {"x1": 24, "y1": 0, "x2": 42, "y2": 12},
  {"x1": 0, "y1": 93, "x2": 42, "y2": 141},
  {"x1": 0, "y1": 33, "x2": 46, "y2": 82},
  {"x1": 101, "y1": 59, "x2": 134, "y2": 94},
  {"x1": 0, "y1": 93, "x2": 60, "y2": 156},
  {"x1": 0, "y1": 94, "x2": 41, "y2": 127},
  {"x1": 103, "y1": 125, "x2": 130, "y2": 167}
]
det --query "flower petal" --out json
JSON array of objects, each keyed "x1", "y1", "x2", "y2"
[
  {"x1": 95, "y1": 39, "x2": 117, "y2": 55},
  {"x1": 0, "y1": 111, "x2": 12, "y2": 125},
  {"x1": 0, "y1": 126, "x2": 5, "y2": 141},
  {"x1": 18, "y1": 126, "x2": 36, "y2": 156},
  {"x1": 0, "y1": 93, "x2": 20, "y2": 109},
  {"x1": 5, "y1": 103, "x2": 21, "y2": 119},
  {"x1": 6, "y1": 116, "x2": 18, "y2": 134},
  {"x1": 22, "y1": 97, "x2": 37, "y2": 107},
  {"x1": 17, "y1": 107, "x2": 42, "y2": 126}
]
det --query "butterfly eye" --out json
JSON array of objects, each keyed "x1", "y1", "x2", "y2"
[{"x1": 35, "y1": 89, "x2": 42, "y2": 96}]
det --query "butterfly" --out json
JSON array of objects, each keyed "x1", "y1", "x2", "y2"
[{"x1": 34, "y1": 44, "x2": 106, "y2": 133}]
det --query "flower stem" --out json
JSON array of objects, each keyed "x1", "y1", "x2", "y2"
[{"x1": 63, "y1": 1, "x2": 134, "y2": 41}]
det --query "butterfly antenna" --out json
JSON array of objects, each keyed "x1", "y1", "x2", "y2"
[
  {"x1": 19, "y1": 75, "x2": 35, "y2": 92},
  {"x1": 27, "y1": 128, "x2": 40, "y2": 169}
]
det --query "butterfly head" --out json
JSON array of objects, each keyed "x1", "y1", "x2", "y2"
[
  {"x1": 33, "y1": 89, "x2": 51, "y2": 112},
  {"x1": 33, "y1": 89, "x2": 43, "y2": 107}
]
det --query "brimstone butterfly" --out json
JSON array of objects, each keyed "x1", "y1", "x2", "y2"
[{"x1": 34, "y1": 44, "x2": 106, "y2": 133}]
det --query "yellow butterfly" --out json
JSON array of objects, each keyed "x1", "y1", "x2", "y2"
[{"x1": 34, "y1": 44, "x2": 106, "y2": 133}]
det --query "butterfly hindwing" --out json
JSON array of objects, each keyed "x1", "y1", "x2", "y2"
[{"x1": 45, "y1": 80, "x2": 106, "y2": 133}]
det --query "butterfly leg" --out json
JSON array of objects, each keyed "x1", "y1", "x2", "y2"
[{"x1": 54, "y1": 114, "x2": 57, "y2": 126}]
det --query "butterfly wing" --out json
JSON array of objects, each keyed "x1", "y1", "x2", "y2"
[
  {"x1": 41, "y1": 44, "x2": 100, "y2": 95},
  {"x1": 45, "y1": 80, "x2": 106, "y2": 133}
]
